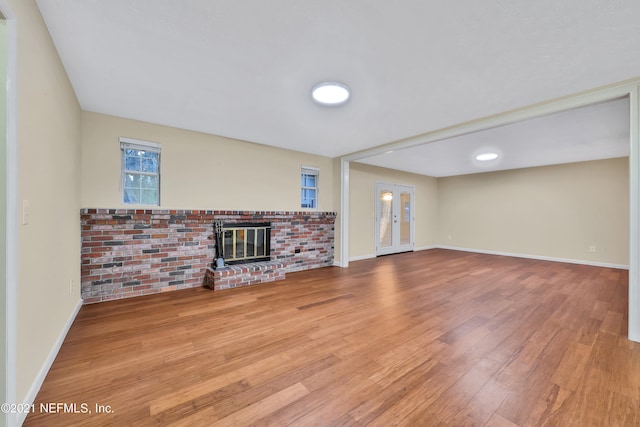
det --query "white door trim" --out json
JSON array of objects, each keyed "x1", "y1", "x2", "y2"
[{"x1": 1, "y1": 0, "x2": 18, "y2": 425}]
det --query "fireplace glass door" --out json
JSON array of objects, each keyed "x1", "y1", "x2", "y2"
[{"x1": 222, "y1": 223, "x2": 271, "y2": 264}]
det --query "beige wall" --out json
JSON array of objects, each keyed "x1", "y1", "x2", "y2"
[
  {"x1": 437, "y1": 157, "x2": 629, "y2": 266},
  {"x1": 349, "y1": 162, "x2": 439, "y2": 259},
  {"x1": 81, "y1": 112, "x2": 334, "y2": 212},
  {"x1": 12, "y1": 0, "x2": 82, "y2": 403}
]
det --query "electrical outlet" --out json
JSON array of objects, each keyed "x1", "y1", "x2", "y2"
[
  {"x1": 69, "y1": 279, "x2": 74, "y2": 294},
  {"x1": 448, "y1": 235, "x2": 453, "y2": 241},
  {"x1": 589, "y1": 245, "x2": 597, "y2": 253}
]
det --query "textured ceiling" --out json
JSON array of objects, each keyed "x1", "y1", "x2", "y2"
[{"x1": 36, "y1": 0, "x2": 640, "y2": 175}]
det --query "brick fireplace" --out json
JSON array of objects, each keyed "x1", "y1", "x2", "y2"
[{"x1": 80, "y1": 209, "x2": 336, "y2": 303}]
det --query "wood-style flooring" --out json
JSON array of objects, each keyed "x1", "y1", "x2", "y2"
[{"x1": 24, "y1": 249, "x2": 640, "y2": 426}]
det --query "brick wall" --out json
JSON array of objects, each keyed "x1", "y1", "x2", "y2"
[
  {"x1": 213, "y1": 211, "x2": 336, "y2": 272},
  {"x1": 80, "y1": 209, "x2": 336, "y2": 303}
]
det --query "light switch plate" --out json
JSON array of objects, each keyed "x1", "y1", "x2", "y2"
[{"x1": 22, "y1": 200, "x2": 30, "y2": 225}]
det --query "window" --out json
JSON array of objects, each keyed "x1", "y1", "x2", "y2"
[
  {"x1": 120, "y1": 137, "x2": 161, "y2": 205},
  {"x1": 301, "y1": 167, "x2": 319, "y2": 209}
]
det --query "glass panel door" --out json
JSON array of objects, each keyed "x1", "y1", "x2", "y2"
[
  {"x1": 399, "y1": 190, "x2": 412, "y2": 246},
  {"x1": 378, "y1": 186, "x2": 394, "y2": 250},
  {"x1": 376, "y1": 183, "x2": 414, "y2": 256}
]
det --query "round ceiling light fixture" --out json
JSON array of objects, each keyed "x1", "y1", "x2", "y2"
[
  {"x1": 311, "y1": 82, "x2": 350, "y2": 106},
  {"x1": 475, "y1": 152, "x2": 499, "y2": 161}
]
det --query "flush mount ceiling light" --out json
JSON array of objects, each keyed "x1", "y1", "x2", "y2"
[
  {"x1": 475, "y1": 152, "x2": 499, "y2": 161},
  {"x1": 311, "y1": 82, "x2": 350, "y2": 106}
]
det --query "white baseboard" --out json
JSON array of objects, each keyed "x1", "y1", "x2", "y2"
[
  {"x1": 436, "y1": 245, "x2": 629, "y2": 270},
  {"x1": 413, "y1": 245, "x2": 438, "y2": 252},
  {"x1": 348, "y1": 246, "x2": 436, "y2": 262},
  {"x1": 349, "y1": 254, "x2": 377, "y2": 262},
  {"x1": 339, "y1": 245, "x2": 628, "y2": 270},
  {"x1": 17, "y1": 298, "x2": 82, "y2": 426}
]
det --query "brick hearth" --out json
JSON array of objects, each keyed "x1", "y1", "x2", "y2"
[
  {"x1": 203, "y1": 261, "x2": 285, "y2": 291},
  {"x1": 80, "y1": 209, "x2": 336, "y2": 303}
]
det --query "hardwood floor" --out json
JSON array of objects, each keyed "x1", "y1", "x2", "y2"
[{"x1": 24, "y1": 249, "x2": 639, "y2": 426}]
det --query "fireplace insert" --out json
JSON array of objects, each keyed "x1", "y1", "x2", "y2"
[{"x1": 221, "y1": 222, "x2": 271, "y2": 265}]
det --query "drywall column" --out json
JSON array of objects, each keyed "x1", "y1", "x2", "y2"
[
  {"x1": 340, "y1": 158, "x2": 349, "y2": 267},
  {"x1": 0, "y1": 15, "x2": 7, "y2": 427},
  {"x1": 629, "y1": 86, "x2": 640, "y2": 342}
]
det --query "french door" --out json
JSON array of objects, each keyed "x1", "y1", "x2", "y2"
[{"x1": 375, "y1": 182, "x2": 414, "y2": 256}]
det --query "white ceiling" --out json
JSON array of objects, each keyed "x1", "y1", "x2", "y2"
[
  {"x1": 36, "y1": 0, "x2": 640, "y2": 175},
  {"x1": 360, "y1": 98, "x2": 630, "y2": 177}
]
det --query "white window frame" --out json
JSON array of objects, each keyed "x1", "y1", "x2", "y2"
[
  {"x1": 301, "y1": 166, "x2": 319, "y2": 209},
  {"x1": 120, "y1": 137, "x2": 161, "y2": 206}
]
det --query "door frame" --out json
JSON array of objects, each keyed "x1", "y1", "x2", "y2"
[
  {"x1": 1, "y1": 1, "x2": 17, "y2": 425},
  {"x1": 375, "y1": 182, "x2": 415, "y2": 256}
]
